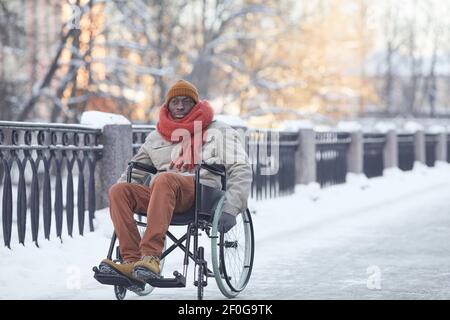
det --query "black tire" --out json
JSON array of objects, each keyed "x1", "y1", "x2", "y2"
[
  {"x1": 114, "y1": 285, "x2": 127, "y2": 300},
  {"x1": 197, "y1": 246, "x2": 205, "y2": 300},
  {"x1": 211, "y1": 197, "x2": 255, "y2": 298}
]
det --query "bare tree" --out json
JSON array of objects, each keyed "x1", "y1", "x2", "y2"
[
  {"x1": 419, "y1": 0, "x2": 448, "y2": 116},
  {"x1": 186, "y1": 0, "x2": 276, "y2": 98},
  {"x1": 374, "y1": 0, "x2": 449, "y2": 117},
  {"x1": 380, "y1": 0, "x2": 403, "y2": 114},
  {"x1": 403, "y1": 0, "x2": 422, "y2": 115},
  {"x1": 0, "y1": 0, "x2": 26, "y2": 120}
]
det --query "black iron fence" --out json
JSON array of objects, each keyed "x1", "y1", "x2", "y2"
[
  {"x1": 398, "y1": 134, "x2": 415, "y2": 171},
  {"x1": 425, "y1": 134, "x2": 438, "y2": 167},
  {"x1": 2, "y1": 119, "x2": 450, "y2": 249},
  {"x1": 363, "y1": 133, "x2": 386, "y2": 178},
  {"x1": 247, "y1": 130, "x2": 273, "y2": 200},
  {"x1": 448, "y1": 134, "x2": 450, "y2": 163},
  {"x1": 315, "y1": 132, "x2": 351, "y2": 187},
  {"x1": 246, "y1": 130, "x2": 298, "y2": 200},
  {"x1": 0, "y1": 121, "x2": 103, "y2": 248},
  {"x1": 277, "y1": 132, "x2": 298, "y2": 196},
  {"x1": 132, "y1": 124, "x2": 156, "y2": 155}
]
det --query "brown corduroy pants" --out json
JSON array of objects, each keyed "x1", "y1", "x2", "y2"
[{"x1": 108, "y1": 172, "x2": 195, "y2": 262}]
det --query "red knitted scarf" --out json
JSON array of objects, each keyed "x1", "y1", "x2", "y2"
[{"x1": 157, "y1": 100, "x2": 214, "y2": 171}]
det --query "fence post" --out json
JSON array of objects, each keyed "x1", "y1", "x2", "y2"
[
  {"x1": 347, "y1": 131, "x2": 363, "y2": 174},
  {"x1": 436, "y1": 132, "x2": 447, "y2": 162},
  {"x1": 95, "y1": 124, "x2": 133, "y2": 209},
  {"x1": 383, "y1": 129, "x2": 398, "y2": 169},
  {"x1": 414, "y1": 130, "x2": 426, "y2": 164},
  {"x1": 296, "y1": 129, "x2": 316, "y2": 184}
]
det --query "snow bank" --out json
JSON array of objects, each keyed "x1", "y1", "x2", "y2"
[
  {"x1": 281, "y1": 120, "x2": 313, "y2": 132},
  {"x1": 0, "y1": 208, "x2": 115, "y2": 299},
  {"x1": 80, "y1": 111, "x2": 131, "y2": 129},
  {"x1": 374, "y1": 121, "x2": 397, "y2": 133},
  {"x1": 214, "y1": 114, "x2": 247, "y2": 128},
  {"x1": 428, "y1": 124, "x2": 447, "y2": 134},
  {"x1": 403, "y1": 121, "x2": 424, "y2": 133}
]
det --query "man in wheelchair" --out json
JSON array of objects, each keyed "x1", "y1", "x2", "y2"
[{"x1": 99, "y1": 80, "x2": 252, "y2": 285}]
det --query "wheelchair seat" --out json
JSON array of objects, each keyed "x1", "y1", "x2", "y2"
[{"x1": 135, "y1": 183, "x2": 225, "y2": 226}]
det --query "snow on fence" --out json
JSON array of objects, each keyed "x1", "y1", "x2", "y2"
[{"x1": 1, "y1": 117, "x2": 449, "y2": 249}]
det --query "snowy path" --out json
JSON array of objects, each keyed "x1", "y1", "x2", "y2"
[
  {"x1": 1, "y1": 163, "x2": 450, "y2": 299},
  {"x1": 248, "y1": 181, "x2": 450, "y2": 299}
]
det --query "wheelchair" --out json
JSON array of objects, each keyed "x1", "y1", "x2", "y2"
[{"x1": 93, "y1": 161, "x2": 255, "y2": 300}]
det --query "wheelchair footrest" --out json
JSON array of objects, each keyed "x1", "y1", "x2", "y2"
[
  {"x1": 92, "y1": 266, "x2": 145, "y2": 290},
  {"x1": 146, "y1": 271, "x2": 186, "y2": 288}
]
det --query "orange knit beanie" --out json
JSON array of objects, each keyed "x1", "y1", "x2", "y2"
[{"x1": 165, "y1": 79, "x2": 199, "y2": 105}]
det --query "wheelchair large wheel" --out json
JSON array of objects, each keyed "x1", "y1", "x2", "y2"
[{"x1": 211, "y1": 198, "x2": 255, "y2": 298}]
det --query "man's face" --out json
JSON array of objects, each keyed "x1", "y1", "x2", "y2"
[{"x1": 168, "y1": 96, "x2": 196, "y2": 119}]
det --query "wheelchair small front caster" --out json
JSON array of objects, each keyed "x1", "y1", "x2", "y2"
[
  {"x1": 196, "y1": 247, "x2": 208, "y2": 300},
  {"x1": 114, "y1": 285, "x2": 127, "y2": 300}
]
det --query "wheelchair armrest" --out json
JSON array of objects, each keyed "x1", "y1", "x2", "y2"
[
  {"x1": 128, "y1": 161, "x2": 158, "y2": 174},
  {"x1": 200, "y1": 162, "x2": 226, "y2": 177},
  {"x1": 127, "y1": 161, "x2": 158, "y2": 183}
]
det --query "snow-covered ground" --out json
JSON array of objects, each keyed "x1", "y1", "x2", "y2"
[{"x1": 1, "y1": 162, "x2": 450, "y2": 299}]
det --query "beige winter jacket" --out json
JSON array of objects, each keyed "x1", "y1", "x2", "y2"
[{"x1": 117, "y1": 120, "x2": 253, "y2": 215}]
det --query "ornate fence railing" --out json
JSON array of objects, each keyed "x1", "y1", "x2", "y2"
[
  {"x1": 2, "y1": 119, "x2": 449, "y2": 249},
  {"x1": 277, "y1": 132, "x2": 298, "y2": 196},
  {"x1": 448, "y1": 134, "x2": 450, "y2": 163},
  {"x1": 315, "y1": 132, "x2": 351, "y2": 187},
  {"x1": 132, "y1": 124, "x2": 156, "y2": 155},
  {"x1": 0, "y1": 121, "x2": 103, "y2": 248},
  {"x1": 425, "y1": 134, "x2": 438, "y2": 167},
  {"x1": 398, "y1": 134, "x2": 415, "y2": 171},
  {"x1": 363, "y1": 133, "x2": 386, "y2": 178},
  {"x1": 246, "y1": 130, "x2": 298, "y2": 200}
]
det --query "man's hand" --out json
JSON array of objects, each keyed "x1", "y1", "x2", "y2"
[{"x1": 218, "y1": 212, "x2": 236, "y2": 233}]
